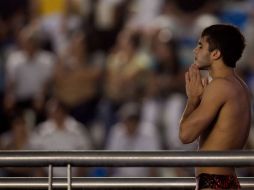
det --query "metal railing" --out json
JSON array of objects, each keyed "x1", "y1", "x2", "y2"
[
  {"x1": 0, "y1": 177, "x2": 254, "y2": 189},
  {"x1": 0, "y1": 150, "x2": 253, "y2": 189}
]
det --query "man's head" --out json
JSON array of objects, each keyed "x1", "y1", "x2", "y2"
[
  {"x1": 118, "y1": 102, "x2": 141, "y2": 136},
  {"x1": 194, "y1": 24, "x2": 245, "y2": 69},
  {"x1": 19, "y1": 26, "x2": 40, "y2": 50},
  {"x1": 47, "y1": 98, "x2": 69, "y2": 124}
]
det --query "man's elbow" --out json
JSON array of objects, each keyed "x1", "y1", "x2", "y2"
[
  {"x1": 179, "y1": 132, "x2": 194, "y2": 144},
  {"x1": 179, "y1": 124, "x2": 195, "y2": 144}
]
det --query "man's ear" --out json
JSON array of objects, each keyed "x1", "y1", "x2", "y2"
[{"x1": 211, "y1": 49, "x2": 221, "y2": 60}]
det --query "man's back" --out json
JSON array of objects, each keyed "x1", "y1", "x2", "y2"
[{"x1": 197, "y1": 75, "x2": 251, "y2": 175}]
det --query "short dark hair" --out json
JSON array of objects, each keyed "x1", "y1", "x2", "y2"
[{"x1": 201, "y1": 24, "x2": 245, "y2": 68}]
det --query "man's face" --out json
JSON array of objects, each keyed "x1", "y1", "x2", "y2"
[
  {"x1": 124, "y1": 118, "x2": 138, "y2": 136},
  {"x1": 193, "y1": 36, "x2": 212, "y2": 70}
]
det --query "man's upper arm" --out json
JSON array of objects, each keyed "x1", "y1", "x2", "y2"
[{"x1": 181, "y1": 79, "x2": 228, "y2": 142}]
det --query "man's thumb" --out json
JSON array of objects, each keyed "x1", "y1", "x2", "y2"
[{"x1": 202, "y1": 77, "x2": 209, "y2": 87}]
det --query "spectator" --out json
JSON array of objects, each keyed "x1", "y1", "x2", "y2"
[
  {"x1": 0, "y1": 111, "x2": 33, "y2": 177},
  {"x1": 53, "y1": 31, "x2": 102, "y2": 127},
  {"x1": 4, "y1": 25, "x2": 55, "y2": 125},
  {"x1": 100, "y1": 29, "x2": 153, "y2": 143},
  {"x1": 27, "y1": 98, "x2": 92, "y2": 177},
  {"x1": 106, "y1": 102, "x2": 161, "y2": 177},
  {"x1": 31, "y1": 0, "x2": 83, "y2": 54}
]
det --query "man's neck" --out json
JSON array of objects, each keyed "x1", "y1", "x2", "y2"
[{"x1": 208, "y1": 61, "x2": 235, "y2": 79}]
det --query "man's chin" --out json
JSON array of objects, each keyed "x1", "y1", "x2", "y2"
[
  {"x1": 196, "y1": 64, "x2": 209, "y2": 70},
  {"x1": 198, "y1": 67, "x2": 208, "y2": 70}
]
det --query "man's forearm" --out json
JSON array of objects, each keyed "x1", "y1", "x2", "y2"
[
  {"x1": 179, "y1": 98, "x2": 201, "y2": 144},
  {"x1": 180, "y1": 98, "x2": 200, "y2": 124}
]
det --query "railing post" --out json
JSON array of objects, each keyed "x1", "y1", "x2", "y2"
[
  {"x1": 48, "y1": 164, "x2": 53, "y2": 190},
  {"x1": 67, "y1": 164, "x2": 72, "y2": 190}
]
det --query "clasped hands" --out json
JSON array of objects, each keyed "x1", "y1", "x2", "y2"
[{"x1": 185, "y1": 64, "x2": 208, "y2": 103}]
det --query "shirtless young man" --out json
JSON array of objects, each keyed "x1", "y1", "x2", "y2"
[{"x1": 179, "y1": 24, "x2": 251, "y2": 190}]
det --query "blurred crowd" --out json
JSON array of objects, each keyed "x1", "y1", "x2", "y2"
[{"x1": 0, "y1": 0, "x2": 254, "y2": 178}]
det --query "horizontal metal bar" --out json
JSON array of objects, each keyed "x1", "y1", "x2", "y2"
[
  {"x1": 0, "y1": 150, "x2": 254, "y2": 167},
  {"x1": 0, "y1": 177, "x2": 253, "y2": 189}
]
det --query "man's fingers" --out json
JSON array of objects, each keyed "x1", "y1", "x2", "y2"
[
  {"x1": 202, "y1": 77, "x2": 209, "y2": 87},
  {"x1": 190, "y1": 64, "x2": 201, "y2": 82},
  {"x1": 189, "y1": 65, "x2": 196, "y2": 81},
  {"x1": 195, "y1": 68, "x2": 202, "y2": 82},
  {"x1": 185, "y1": 72, "x2": 190, "y2": 84},
  {"x1": 193, "y1": 63, "x2": 199, "y2": 69}
]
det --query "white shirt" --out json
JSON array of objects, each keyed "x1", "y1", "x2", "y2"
[
  {"x1": 106, "y1": 122, "x2": 161, "y2": 177},
  {"x1": 6, "y1": 50, "x2": 55, "y2": 100},
  {"x1": 28, "y1": 116, "x2": 92, "y2": 176}
]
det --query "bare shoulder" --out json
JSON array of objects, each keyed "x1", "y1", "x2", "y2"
[
  {"x1": 203, "y1": 76, "x2": 250, "y2": 109},
  {"x1": 208, "y1": 78, "x2": 235, "y2": 89},
  {"x1": 202, "y1": 78, "x2": 235, "y2": 99}
]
